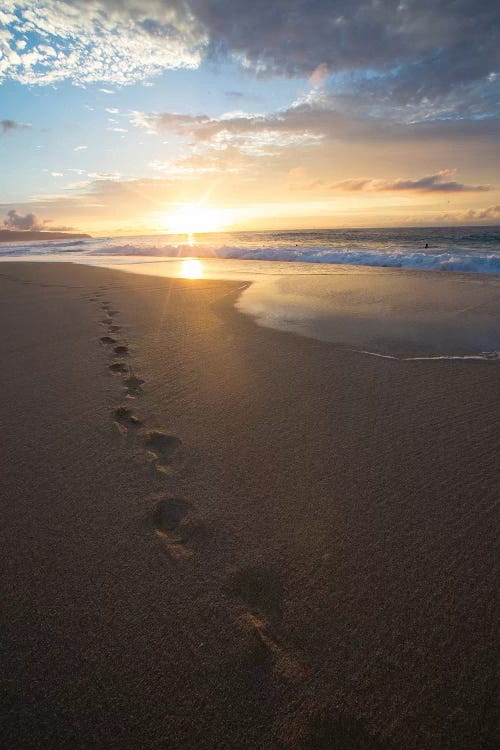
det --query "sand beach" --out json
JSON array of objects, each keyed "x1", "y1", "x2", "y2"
[{"x1": 1, "y1": 261, "x2": 498, "y2": 749}]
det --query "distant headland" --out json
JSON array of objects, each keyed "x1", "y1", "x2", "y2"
[{"x1": 0, "y1": 230, "x2": 91, "y2": 243}]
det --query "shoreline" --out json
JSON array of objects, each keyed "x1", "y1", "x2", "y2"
[
  {"x1": 1, "y1": 261, "x2": 498, "y2": 749},
  {"x1": 3, "y1": 255, "x2": 499, "y2": 360}
]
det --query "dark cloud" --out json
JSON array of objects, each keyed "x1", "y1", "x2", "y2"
[
  {"x1": 330, "y1": 172, "x2": 492, "y2": 193},
  {"x1": 190, "y1": 0, "x2": 500, "y2": 112},
  {"x1": 0, "y1": 119, "x2": 32, "y2": 135},
  {"x1": 3, "y1": 209, "x2": 44, "y2": 230}
]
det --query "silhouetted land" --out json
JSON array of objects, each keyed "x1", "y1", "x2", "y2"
[{"x1": 0, "y1": 230, "x2": 91, "y2": 242}]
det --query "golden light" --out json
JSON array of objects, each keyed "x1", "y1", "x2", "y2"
[
  {"x1": 165, "y1": 203, "x2": 226, "y2": 234},
  {"x1": 181, "y1": 258, "x2": 203, "y2": 279}
]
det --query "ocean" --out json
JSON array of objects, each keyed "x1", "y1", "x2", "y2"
[{"x1": 1, "y1": 226, "x2": 500, "y2": 275}]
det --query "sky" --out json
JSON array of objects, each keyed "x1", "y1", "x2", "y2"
[{"x1": 0, "y1": 0, "x2": 499, "y2": 235}]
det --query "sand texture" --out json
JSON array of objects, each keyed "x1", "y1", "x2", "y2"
[{"x1": 0, "y1": 262, "x2": 498, "y2": 749}]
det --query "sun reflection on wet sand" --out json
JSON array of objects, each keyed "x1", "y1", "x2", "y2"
[{"x1": 181, "y1": 258, "x2": 203, "y2": 279}]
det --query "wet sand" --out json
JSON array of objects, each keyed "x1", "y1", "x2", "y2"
[{"x1": 1, "y1": 262, "x2": 498, "y2": 749}]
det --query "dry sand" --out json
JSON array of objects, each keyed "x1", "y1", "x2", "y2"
[{"x1": 0, "y1": 262, "x2": 498, "y2": 749}]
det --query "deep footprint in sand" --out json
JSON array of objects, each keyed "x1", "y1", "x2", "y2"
[
  {"x1": 124, "y1": 374, "x2": 144, "y2": 397},
  {"x1": 100, "y1": 335, "x2": 117, "y2": 344},
  {"x1": 144, "y1": 430, "x2": 182, "y2": 468},
  {"x1": 108, "y1": 324, "x2": 121, "y2": 333},
  {"x1": 225, "y1": 567, "x2": 303, "y2": 679},
  {"x1": 154, "y1": 496, "x2": 191, "y2": 533},
  {"x1": 114, "y1": 344, "x2": 128, "y2": 355},
  {"x1": 113, "y1": 405, "x2": 142, "y2": 427},
  {"x1": 281, "y1": 711, "x2": 390, "y2": 750},
  {"x1": 152, "y1": 496, "x2": 208, "y2": 559},
  {"x1": 225, "y1": 566, "x2": 285, "y2": 624},
  {"x1": 109, "y1": 361, "x2": 128, "y2": 374}
]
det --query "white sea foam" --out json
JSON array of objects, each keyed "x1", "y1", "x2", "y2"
[{"x1": 1, "y1": 231, "x2": 500, "y2": 275}]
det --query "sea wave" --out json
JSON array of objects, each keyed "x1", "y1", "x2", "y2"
[
  {"x1": 86, "y1": 242, "x2": 500, "y2": 274},
  {"x1": 2, "y1": 235, "x2": 500, "y2": 274}
]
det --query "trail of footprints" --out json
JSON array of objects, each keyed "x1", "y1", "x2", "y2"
[{"x1": 86, "y1": 287, "x2": 304, "y2": 682}]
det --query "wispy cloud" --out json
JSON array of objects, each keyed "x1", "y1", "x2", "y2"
[
  {"x1": 330, "y1": 171, "x2": 492, "y2": 193},
  {"x1": 132, "y1": 109, "x2": 324, "y2": 157},
  {"x1": 1, "y1": 119, "x2": 31, "y2": 135}
]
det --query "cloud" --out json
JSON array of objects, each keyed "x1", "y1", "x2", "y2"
[
  {"x1": 463, "y1": 204, "x2": 500, "y2": 221},
  {"x1": 2, "y1": 207, "x2": 74, "y2": 232},
  {"x1": 309, "y1": 63, "x2": 329, "y2": 89},
  {"x1": 87, "y1": 172, "x2": 121, "y2": 179},
  {"x1": 1, "y1": 118, "x2": 31, "y2": 135},
  {"x1": 330, "y1": 171, "x2": 492, "y2": 193},
  {"x1": 131, "y1": 108, "x2": 324, "y2": 157},
  {"x1": 74, "y1": 145, "x2": 88, "y2": 151},
  {"x1": 195, "y1": 1, "x2": 500, "y2": 114},
  {"x1": 0, "y1": 1, "x2": 206, "y2": 86},
  {"x1": 3, "y1": 208, "x2": 43, "y2": 230},
  {"x1": 0, "y1": 1, "x2": 498, "y2": 121}
]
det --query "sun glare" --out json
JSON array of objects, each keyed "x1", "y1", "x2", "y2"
[
  {"x1": 181, "y1": 258, "x2": 203, "y2": 279},
  {"x1": 165, "y1": 203, "x2": 226, "y2": 234}
]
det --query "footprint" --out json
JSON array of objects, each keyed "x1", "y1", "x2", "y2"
[
  {"x1": 152, "y1": 496, "x2": 208, "y2": 559},
  {"x1": 108, "y1": 325, "x2": 121, "y2": 333},
  {"x1": 225, "y1": 566, "x2": 285, "y2": 624},
  {"x1": 225, "y1": 567, "x2": 303, "y2": 680},
  {"x1": 114, "y1": 344, "x2": 128, "y2": 355},
  {"x1": 100, "y1": 335, "x2": 117, "y2": 344},
  {"x1": 145, "y1": 430, "x2": 181, "y2": 457},
  {"x1": 113, "y1": 406, "x2": 141, "y2": 427},
  {"x1": 124, "y1": 374, "x2": 144, "y2": 397},
  {"x1": 236, "y1": 612, "x2": 305, "y2": 682},
  {"x1": 154, "y1": 496, "x2": 191, "y2": 533},
  {"x1": 109, "y1": 361, "x2": 127, "y2": 374},
  {"x1": 107, "y1": 310, "x2": 119, "y2": 317},
  {"x1": 144, "y1": 431, "x2": 182, "y2": 469},
  {"x1": 281, "y1": 710, "x2": 390, "y2": 750}
]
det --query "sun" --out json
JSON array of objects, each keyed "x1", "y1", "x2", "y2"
[{"x1": 164, "y1": 203, "x2": 226, "y2": 234}]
